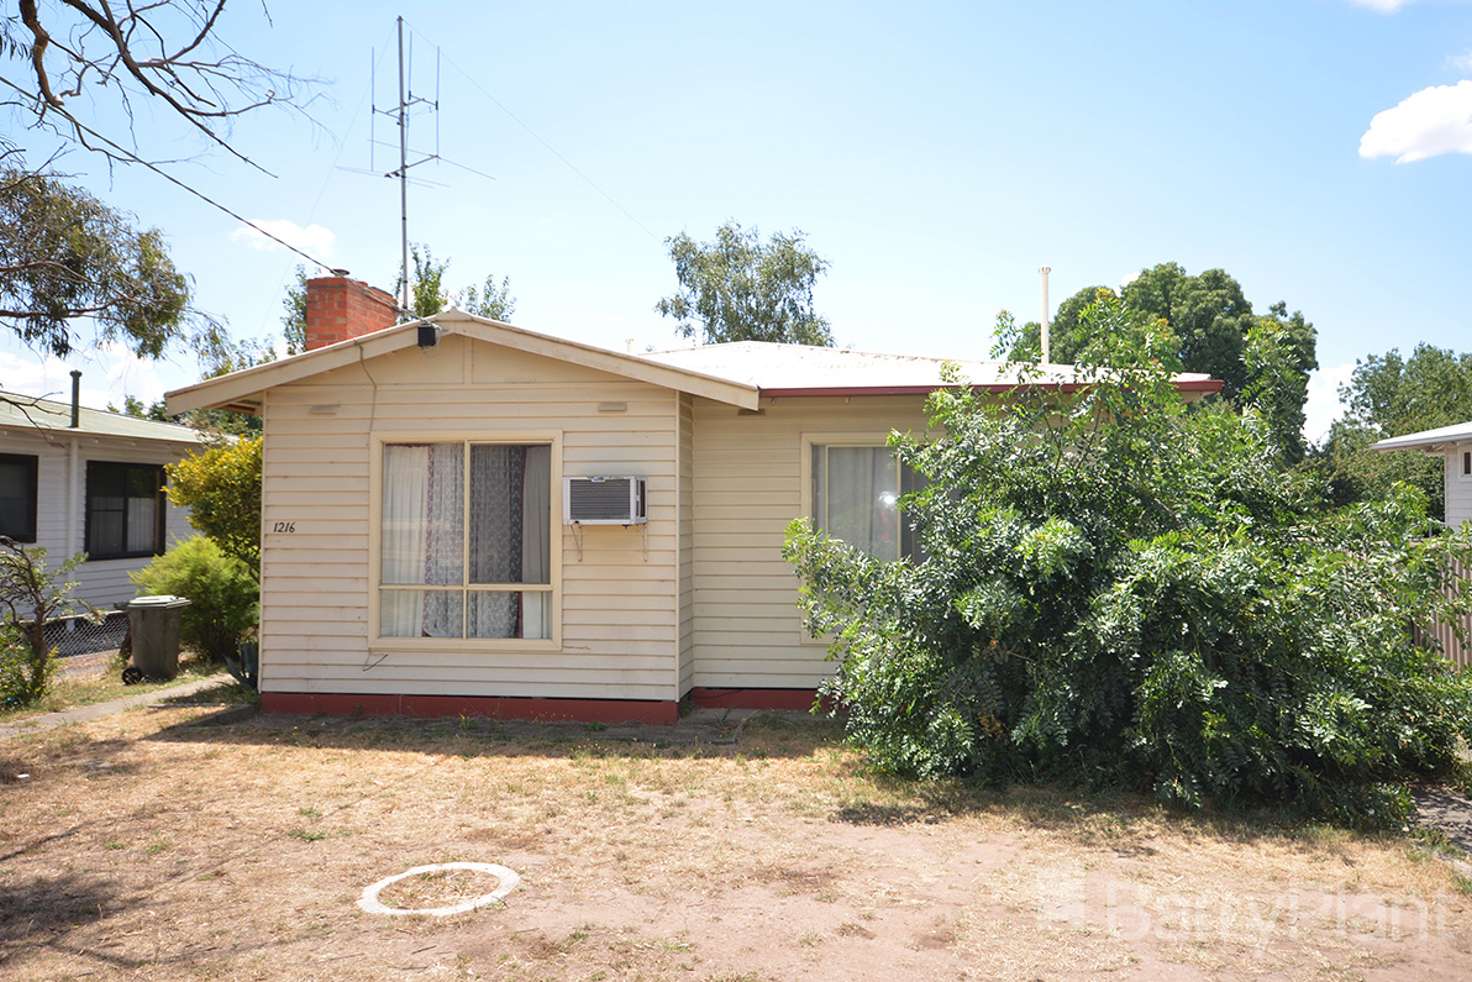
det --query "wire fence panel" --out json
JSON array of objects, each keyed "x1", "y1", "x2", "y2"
[{"x1": 42, "y1": 610, "x2": 129, "y2": 657}]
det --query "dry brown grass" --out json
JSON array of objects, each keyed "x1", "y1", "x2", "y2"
[{"x1": 1, "y1": 692, "x2": 1469, "y2": 980}]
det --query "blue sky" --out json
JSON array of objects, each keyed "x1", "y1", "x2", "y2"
[{"x1": 5, "y1": 0, "x2": 1472, "y2": 439}]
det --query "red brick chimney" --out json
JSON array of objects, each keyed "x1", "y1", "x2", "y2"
[{"x1": 304, "y1": 275, "x2": 399, "y2": 351}]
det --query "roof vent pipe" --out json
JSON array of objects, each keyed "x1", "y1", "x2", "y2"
[
  {"x1": 1039, "y1": 266, "x2": 1052, "y2": 364},
  {"x1": 69, "y1": 370, "x2": 81, "y2": 427}
]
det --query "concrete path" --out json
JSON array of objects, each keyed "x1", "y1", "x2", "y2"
[{"x1": 0, "y1": 674, "x2": 232, "y2": 742}]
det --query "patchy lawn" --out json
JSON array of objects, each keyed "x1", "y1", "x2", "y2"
[
  {"x1": 0, "y1": 654, "x2": 220, "y2": 723},
  {"x1": 1, "y1": 693, "x2": 1470, "y2": 980}
]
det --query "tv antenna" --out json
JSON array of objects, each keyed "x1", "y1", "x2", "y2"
[{"x1": 366, "y1": 17, "x2": 496, "y2": 311}]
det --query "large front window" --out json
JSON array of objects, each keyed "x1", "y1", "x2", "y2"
[
  {"x1": 378, "y1": 442, "x2": 554, "y2": 640},
  {"x1": 810, "y1": 443, "x2": 925, "y2": 561}
]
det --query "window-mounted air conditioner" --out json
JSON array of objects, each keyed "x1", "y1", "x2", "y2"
[{"x1": 563, "y1": 476, "x2": 647, "y2": 525}]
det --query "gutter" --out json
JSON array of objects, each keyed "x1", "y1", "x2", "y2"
[{"x1": 759, "y1": 379, "x2": 1225, "y2": 398}]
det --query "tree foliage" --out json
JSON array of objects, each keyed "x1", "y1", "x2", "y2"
[
  {"x1": 1313, "y1": 344, "x2": 1472, "y2": 519},
  {"x1": 166, "y1": 437, "x2": 263, "y2": 574},
  {"x1": 393, "y1": 244, "x2": 517, "y2": 321},
  {"x1": 785, "y1": 296, "x2": 1472, "y2": 827},
  {"x1": 1012, "y1": 263, "x2": 1318, "y2": 462},
  {"x1": 0, "y1": 167, "x2": 197, "y2": 359},
  {"x1": 656, "y1": 220, "x2": 832, "y2": 346}
]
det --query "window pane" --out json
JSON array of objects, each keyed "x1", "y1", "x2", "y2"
[
  {"x1": 0, "y1": 457, "x2": 33, "y2": 538},
  {"x1": 900, "y1": 464, "x2": 930, "y2": 562},
  {"x1": 125, "y1": 495, "x2": 158, "y2": 552},
  {"x1": 825, "y1": 446, "x2": 899, "y2": 560},
  {"x1": 469, "y1": 591, "x2": 551, "y2": 640},
  {"x1": 380, "y1": 589, "x2": 464, "y2": 638},
  {"x1": 469, "y1": 444, "x2": 551, "y2": 584},
  {"x1": 88, "y1": 492, "x2": 124, "y2": 555},
  {"x1": 381, "y1": 444, "x2": 464, "y2": 585}
]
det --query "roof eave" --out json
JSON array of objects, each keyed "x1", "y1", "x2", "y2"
[
  {"x1": 758, "y1": 378, "x2": 1223, "y2": 399},
  {"x1": 165, "y1": 311, "x2": 761, "y2": 414}
]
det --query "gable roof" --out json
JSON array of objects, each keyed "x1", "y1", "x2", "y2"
[
  {"x1": 0, "y1": 389, "x2": 208, "y2": 444},
  {"x1": 165, "y1": 310, "x2": 762, "y2": 414},
  {"x1": 1372, "y1": 421, "x2": 1472, "y2": 452},
  {"x1": 165, "y1": 310, "x2": 1222, "y2": 414},
  {"x1": 640, "y1": 340, "x2": 1219, "y2": 396}
]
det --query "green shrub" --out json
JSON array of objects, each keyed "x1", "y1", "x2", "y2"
[
  {"x1": 0, "y1": 539, "x2": 88, "y2": 707},
  {"x1": 131, "y1": 536, "x2": 257, "y2": 663},
  {"x1": 166, "y1": 436, "x2": 262, "y2": 574},
  {"x1": 784, "y1": 296, "x2": 1472, "y2": 828}
]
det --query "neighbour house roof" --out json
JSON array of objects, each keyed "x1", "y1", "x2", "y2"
[
  {"x1": 165, "y1": 309, "x2": 1221, "y2": 414},
  {"x1": 1371, "y1": 421, "x2": 1472, "y2": 452},
  {"x1": 640, "y1": 340, "x2": 1219, "y2": 396},
  {"x1": 0, "y1": 389, "x2": 208, "y2": 444}
]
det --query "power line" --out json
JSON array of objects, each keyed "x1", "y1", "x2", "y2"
[
  {"x1": 0, "y1": 78, "x2": 341, "y2": 276},
  {"x1": 404, "y1": 20, "x2": 660, "y2": 243}
]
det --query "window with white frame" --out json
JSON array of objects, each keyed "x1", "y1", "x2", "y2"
[
  {"x1": 378, "y1": 442, "x2": 553, "y2": 640},
  {"x1": 810, "y1": 443, "x2": 926, "y2": 561}
]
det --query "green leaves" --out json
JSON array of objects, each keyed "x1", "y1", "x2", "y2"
[
  {"x1": 656, "y1": 221, "x2": 832, "y2": 346},
  {"x1": 786, "y1": 293, "x2": 1472, "y2": 826}
]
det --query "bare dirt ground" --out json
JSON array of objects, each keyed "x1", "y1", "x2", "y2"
[{"x1": 2, "y1": 690, "x2": 1471, "y2": 981}]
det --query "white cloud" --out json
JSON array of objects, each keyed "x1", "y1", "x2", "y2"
[
  {"x1": 0, "y1": 342, "x2": 170, "y2": 412},
  {"x1": 1359, "y1": 80, "x2": 1472, "y2": 163},
  {"x1": 229, "y1": 218, "x2": 335, "y2": 258},
  {"x1": 1348, "y1": 0, "x2": 1411, "y2": 11},
  {"x1": 1303, "y1": 361, "x2": 1355, "y2": 444}
]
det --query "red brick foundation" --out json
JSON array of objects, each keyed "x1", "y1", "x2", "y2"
[
  {"x1": 687, "y1": 687, "x2": 820, "y2": 711},
  {"x1": 260, "y1": 691, "x2": 680, "y2": 725}
]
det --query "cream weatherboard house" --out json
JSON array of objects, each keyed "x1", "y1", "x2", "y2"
[{"x1": 166, "y1": 276, "x2": 1219, "y2": 723}]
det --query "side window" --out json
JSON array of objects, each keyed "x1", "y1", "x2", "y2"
[
  {"x1": 810, "y1": 443, "x2": 927, "y2": 561},
  {"x1": 0, "y1": 453, "x2": 38, "y2": 542},
  {"x1": 1462, "y1": 450, "x2": 1470, "y2": 478},
  {"x1": 85, "y1": 462, "x2": 166, "y2": 560}
]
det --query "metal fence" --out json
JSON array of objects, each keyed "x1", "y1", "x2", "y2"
[
  {"x1": 42, "y1": 609, "x2": 130, "y2": 657},
  {"x1": 1417, "y1": 557, "x2": 1472, "y2": 669}
]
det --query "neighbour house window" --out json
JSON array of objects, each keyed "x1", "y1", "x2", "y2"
[
  {"x1": 810, "y1": 443, "x2": 927, "y2": 561},
  {"x1": 379, "y1": 442, "x2": 554, "y2": 641},
  {"x1": 85, "y1": 462, "x2": 166, "y2": 560},
  {"x1": 1463, "y1": 450, "x2": 1470, "y2": 478},
  {"x1": 0, "y1": 453, "x2": 38, "y2": 542}
]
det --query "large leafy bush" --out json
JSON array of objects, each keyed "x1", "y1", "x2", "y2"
[
  {"x1": 166, "y1": 436, "x2": 262, "y2": 574},
  {"x1": 131, "y1": 536, "x2": 257, "y2": 663},
  {"x1": 784, "y1": 297, "x2": 1472, "y2": 826}
]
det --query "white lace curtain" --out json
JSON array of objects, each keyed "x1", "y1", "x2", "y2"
[
  {"x1": 381, "y1": 443, "x2": 550, "y2": 639},
  {"x1": 819, "y1": 446, "x2": 900, "y2": 560}
]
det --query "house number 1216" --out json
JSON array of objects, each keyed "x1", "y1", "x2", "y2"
[{"x1": 272, "y1": 521, "x2": 296, "y2": 533}]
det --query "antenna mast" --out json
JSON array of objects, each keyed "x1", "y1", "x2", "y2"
[{"x1": 373, "y1": 15, "x2": 441, "y2": 313}]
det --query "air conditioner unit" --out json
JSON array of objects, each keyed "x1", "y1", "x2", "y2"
[{"x1": 564, "y1": 476, "x2": 647, "y2": 525}]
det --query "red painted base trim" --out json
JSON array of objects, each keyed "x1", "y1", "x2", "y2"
[
  {"x1": 688, "y1": 687, "x2": 820, "y2": 711},
  {"x1": 260, "y1": 691, "x2": 679, "y2": 725}
]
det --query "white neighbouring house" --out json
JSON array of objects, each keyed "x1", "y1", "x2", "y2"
[
  {"x1": 1372, "y1": 421, "x2": 1472, "y2": 527},
  {"x1": 0, "y1": 384, "x2": 203, "y2": 609},
  {"x1": 165, "y1": 275, "x2": 1221, "y2": 724}
]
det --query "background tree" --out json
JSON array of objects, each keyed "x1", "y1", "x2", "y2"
[
  {"x1": 281, "y1": 267, "x2": 308, "y2": 356},
  {"x1": 1313, "y1": 344, "x2": 1472, "y2": 517},
  {"x1": 461, "y1": 274, "x2": 517, "y2": 321},
  {"x1": 390, "y1": 244, "x2": 517, "y2": 321},
  {"x1": 1011, "y1": 263, "x2": 1318, "y2": 462},
  {"x1": 656, "y1": 220, "x2": 832, "y2": 345},
  {"x1": 3, "y1": 0, "x2": 314, "y2": 173},
  {"x1": 0, "y1": 167, "x2": 208, "y2": 360}
]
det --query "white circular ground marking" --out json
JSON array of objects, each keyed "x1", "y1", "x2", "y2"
[{"x1": 357, "y1": 862, "x2": 520, "y2": 917}]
